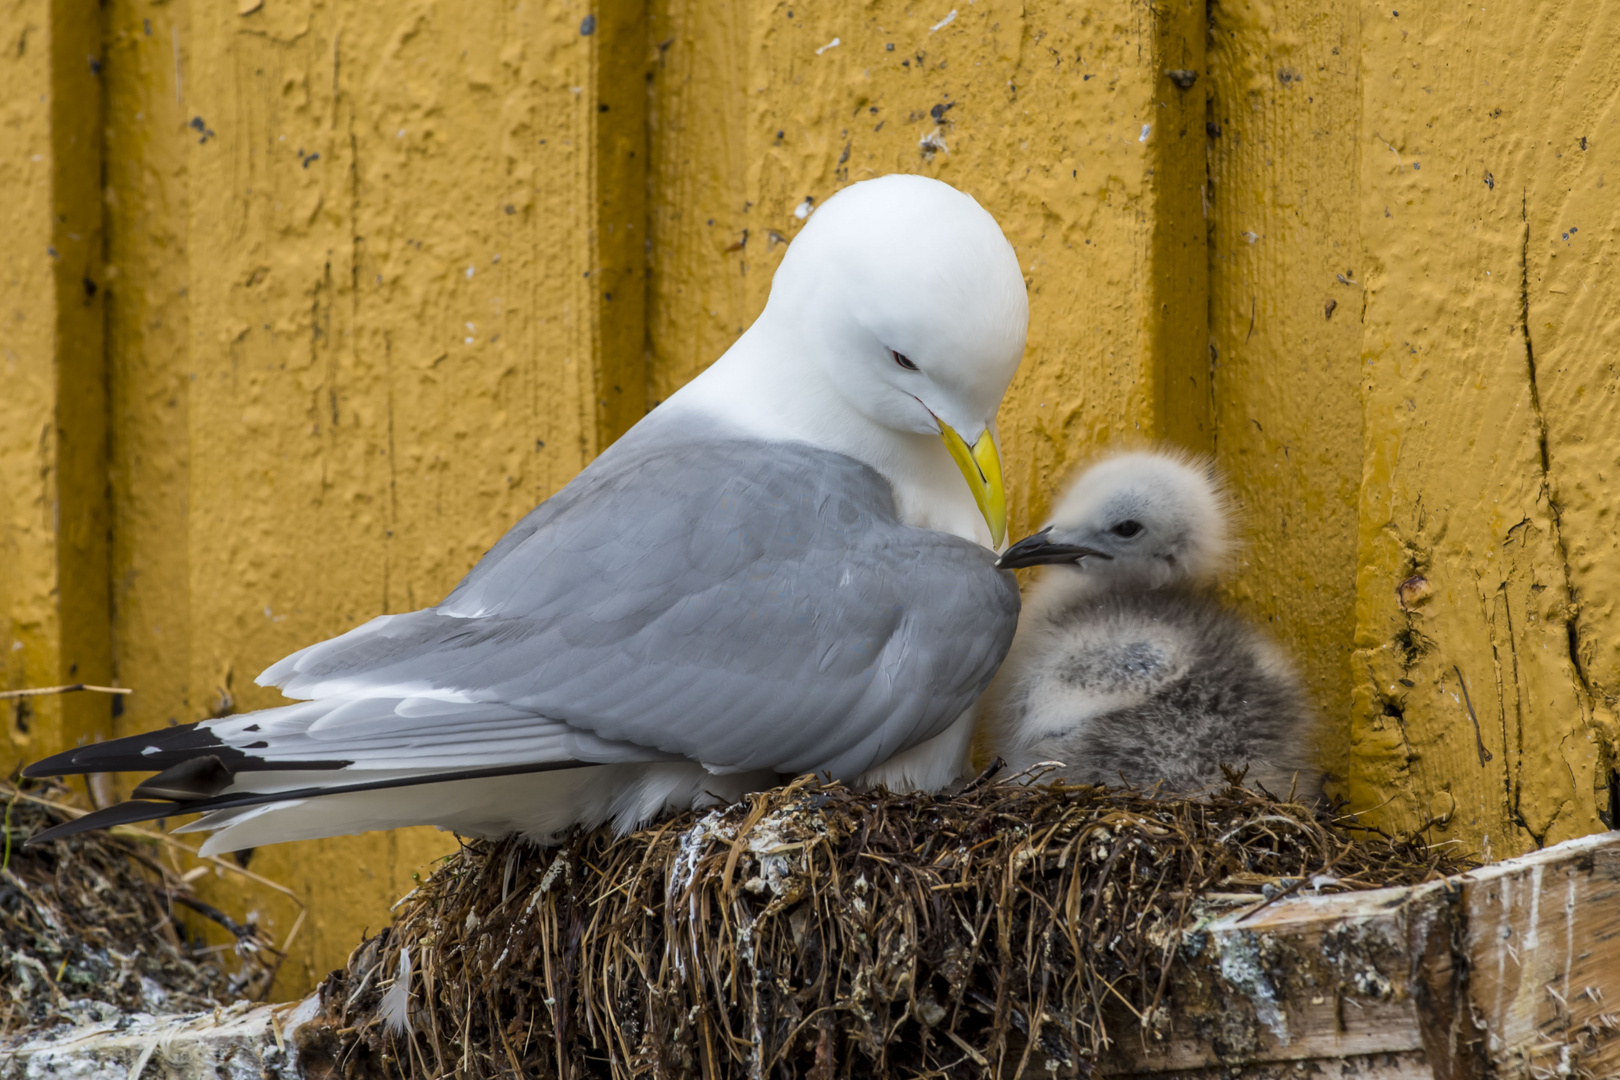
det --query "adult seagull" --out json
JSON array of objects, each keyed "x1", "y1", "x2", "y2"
[{"x1": 26, "y1": 174, "x2": 1028, "y2": 854}]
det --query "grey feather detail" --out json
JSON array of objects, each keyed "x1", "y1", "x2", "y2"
[
  {"x1": 198, "y1": 698, "x2": 677, "y2": 772},
  {"x1": 989, "y1": 587, "x2": 1321, "y2": 801},
  {"x1": 257, "y1": 415, "x2": 1019, "y2": 781}
]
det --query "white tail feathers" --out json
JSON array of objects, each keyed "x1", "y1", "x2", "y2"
[{"x1": 379, "y1": 945, "x2": 413, "y2": 1035}]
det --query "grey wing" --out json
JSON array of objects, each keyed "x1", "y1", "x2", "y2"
[{"x1": 257, "y1": 429, "x2": 1020, "y2": 778}]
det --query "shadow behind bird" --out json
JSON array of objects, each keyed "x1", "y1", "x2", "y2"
[{"x1": 977, "y1": 450, "x2": 1322, "y2": 802}]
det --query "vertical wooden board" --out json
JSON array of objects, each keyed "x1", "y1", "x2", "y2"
[
  {"x1": 1349, "y1": 3, "x2": 1604, "y2": 855},
  {"x1": 45, "y1": 0, "x2": 112, "y2": 757},
  {"x1": 1508, "y1": 5, "x2": 1620, "y2": 796},
  {"x1": 177, "y1": 0, "x2": 445, "y2": 997},
  {"x1": 0, "y1": 0, "x2": 109, "y2": 773},
  {"x1": 1147, "y1": 0, "x2": 1212, "y2": 455},
  {"x1": 1206, "y1": 0, "x2": 1364, "y2": 776},
  {"x1": 0, "y1": 0, "x2": 64, "y2": 769},
  {"x1": 103, "y1": 0, "x2": 194, "y2": 748},
  {"x1": 171, "y1": 0, "x2": 636, "y2": 995},
  {"x1": 647, "y1": 0, "x2": 1206, "y2": 539},
  {"x1": 592, "y1": 0, "x2": 651, "y2": 443},
  {"x1": 646, "y1": 0, "x2": 755, "y2": 409},
  {"x1": 1460, "y1": 838, "x2": 1620, "y2": 1074}
]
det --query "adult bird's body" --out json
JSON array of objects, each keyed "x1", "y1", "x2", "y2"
[
  {"x1": 26, "y1": 175, "x2": 1028, "y2": 854},
  {"x1": 978, "y1": 451, "x2": 1321, "y2": 801}
]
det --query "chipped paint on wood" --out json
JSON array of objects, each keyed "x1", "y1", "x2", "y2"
[{"x1": 1347, "y1": 3, "x2": 1620, "y2": 853}]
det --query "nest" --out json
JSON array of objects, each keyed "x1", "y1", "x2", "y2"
[
  {"x1": 317, "y1": 771, "x2": 1471, "y2": 1080},
  {"x1": 0, "y1": 778, "x2": 292, "y2": 1035}
]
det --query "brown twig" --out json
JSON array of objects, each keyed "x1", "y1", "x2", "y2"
[{"x1": 0, "y1": 683, "x2": 132, "y2": 699}]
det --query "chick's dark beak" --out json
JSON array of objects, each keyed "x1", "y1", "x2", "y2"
[{"x1": 995, "y1": 528, "x2": 1115, "y2": 570}]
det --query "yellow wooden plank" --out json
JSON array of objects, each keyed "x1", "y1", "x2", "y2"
[
  {"x1": 1206, "y1": 0, "x2": 1365, "y2": 773},
  {"x1": 86, "y1": 0, "x2": 650, "y2": 996},
  {"x1": 0, "y1": 0, "x2": 62, "y2": 771},
  {"x1": 1348, "y1": 3, "x2": 1613, "y2": 855},
  {"x1": 103, "y1": 0, "x2": 194, "y2": 751},
  {"x1": 0, "y1": 0, "x2": 111, "y2": 776},
  {"x1": 592, "y1": 0, "x2": 652, "y2": 444},
  {"x1": 647, "y1": 0, "x2": 1209, "y2": 541},
  {"x1": 645, "y1": 0, "x2": 751, "y2": 410},
  {"x1": 1513, "y1": 4, "x2": 1620, "y2": 819}
]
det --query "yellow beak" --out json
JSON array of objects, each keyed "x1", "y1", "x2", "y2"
[{"x1": 937, "y1": 421, "x2": 1007, "y2": 547}]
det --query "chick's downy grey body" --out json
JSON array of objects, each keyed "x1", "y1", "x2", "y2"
[{"x1": 982, "y1": 452, "x2": 1321, "y2": 801}]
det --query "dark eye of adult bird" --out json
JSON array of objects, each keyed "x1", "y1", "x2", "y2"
[
  {"x1": 1111, "y1": 520, "x2": 1144, "y2": 538},
  {"x1": 892, "y1": 350, "x2": 919, "y2": 371}
]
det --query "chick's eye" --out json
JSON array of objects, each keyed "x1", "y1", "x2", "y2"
[
  {"x1": 1111, "y1": 520, "x2": 1144, "y2": 538},
  {"x1": 892, "y1": 350, "x2": 919, "y2": 372}
]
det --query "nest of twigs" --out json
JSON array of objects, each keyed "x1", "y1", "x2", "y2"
[
  {"x1": 0, "y1": 777, "x2": 287, "y2": 1035},
  {"x1": 318, "y1": 770, "x2": 1472, "y2": 1080}
]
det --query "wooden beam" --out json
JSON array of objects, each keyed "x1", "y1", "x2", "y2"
[
  {"x1": 1109, "y1": 831, "x2": 1620, "y2": 1078},
  {"x1": 1205, "y1": 0, "x2": 1365, "y2": 750},
  {"x1": 0, "y1": 0, "x2": 111, "y2": 777},
  {"x1": 1346, "y1": 1, "x2": 1617, "y2": 857}
]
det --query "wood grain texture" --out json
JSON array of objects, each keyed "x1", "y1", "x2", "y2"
[
  {"x1": 75, "y1": 0, "x2": 652, "y2": 995},
  {"x1": 1113, "y1": 832, "x2": 1620, "y2": 1079},
  {"x1": 102, "y1": 0, "x2": 194, "y2": 755},
  {"x1": 1348, "y1": 1, "x2": 1615, "y2": 855},
  {"x1": 1206, "y1": 0, "x2": 1364, "y2": 772}
]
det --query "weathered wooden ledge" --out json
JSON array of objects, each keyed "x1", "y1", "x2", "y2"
[
  {"x1": 5, "y1": 833, "x2": 1615, "y2": 1079},
  {"x1": 1109, "y1": 829, "x2": 1620, "y2": 1079}
]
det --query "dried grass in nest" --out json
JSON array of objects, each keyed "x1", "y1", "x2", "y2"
[
  {"x1": 321, "y1": 771, "x2": 1472, "y2": 1080},
  {"x1": 1, "y1": 777, "x2": 299, "y2": 1035}
]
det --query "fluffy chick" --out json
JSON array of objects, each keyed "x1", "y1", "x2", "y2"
[{"x1": 976, "y1": 451, "x2": 1321, "y2": 801}]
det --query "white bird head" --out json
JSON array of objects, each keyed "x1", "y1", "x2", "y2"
[
  {"x1": 997, "y1": 451, "x2": 1229, "y2": 589},
  {"x1": 750, "y1": 175, "x2": 1029, "y2": 544}
]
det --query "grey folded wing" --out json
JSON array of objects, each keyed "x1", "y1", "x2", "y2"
[{"x1": 257, "y1": 427, "x2": 1021, "y2": 779}]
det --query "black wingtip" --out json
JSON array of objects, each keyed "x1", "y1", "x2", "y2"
[
  {"x1": 20, "y1": 723, "x2": 350, "y2": 783},
  {"x1": 23, "y1": 799, "x2": 186, "y2": 846},
  {"x1": 24, "y1": 758, "x2": 604, "y2": 845},
  {"x1": 132, "y1": 755, "x2": 235, "y2": 801},
  {"x1": 20, "y1": 747, "x2": 81, "y2": 779},
  {"x1": 21, "y1": 723, "x2": 219, "y2": 778}
]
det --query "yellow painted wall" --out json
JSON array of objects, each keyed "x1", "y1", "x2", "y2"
[
  {"x1": 2, "y1": 0, "x2": 111, "y2": 789},
  {"x1": 3, "y1": 0, "x2": 1617, "y2": 997}
]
